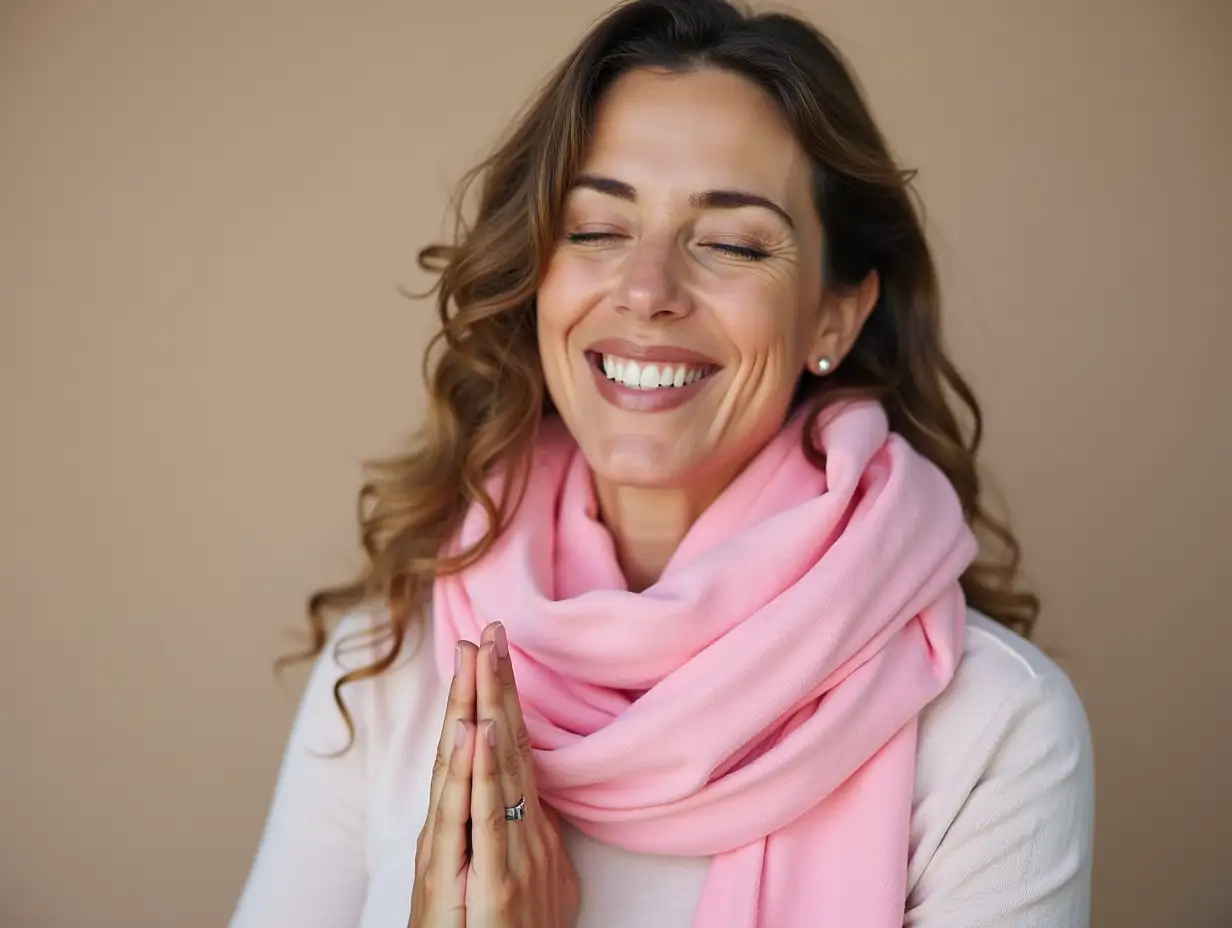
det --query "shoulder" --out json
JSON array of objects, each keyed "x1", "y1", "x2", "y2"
[
  {"x1": 921, "y1": 608, "x2": 1094, "y2": 754},
  {"x1": 909, "y1": 610, "x2": 1095, "y2": 917},
  {"x1": 916, "y1": 609, "x2": 1093, "y2": 805},
  {"x1": 918, "y1": 610, "x2": 1091, "y2": 764}
]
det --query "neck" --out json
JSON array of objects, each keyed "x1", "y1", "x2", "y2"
[
  {"x1": 593, "y1": 482, "x2": 708, "y2": 591},
  {"x1": 588, "y1": 416, "x2": 797, "y2": 589}
]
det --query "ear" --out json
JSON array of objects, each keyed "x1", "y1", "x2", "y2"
[{"x1": 808, "y1": 269, "x2": 880, "y2": 374}]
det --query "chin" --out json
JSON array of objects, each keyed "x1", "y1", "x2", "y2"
[{"x1": 582, "y1": 438, "x2": 696, "y2": 490}]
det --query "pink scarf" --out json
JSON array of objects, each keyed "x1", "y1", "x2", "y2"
[{"x1": 433, "y1": 401, "x2": 977, "y2": 927}]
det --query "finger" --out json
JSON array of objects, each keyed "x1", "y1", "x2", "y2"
[
  {"x1": 477, "y1": 638, "x2": 526, "y2": 806},
  {"x1": 483, "y1": 622, "x2": 539, "y2": 805},
  {"x1": 429, "y1": 719, "x2": 474, "y2": 886},
  {"x1": 423, "y1": 641, "x2": 477, "y2": 851},
  {"x1": 469, "y1": 718, "x2": 510, "y2": 880},
  {"x1": 477, "y1": 637, "x2": 528, "y2": 867}
]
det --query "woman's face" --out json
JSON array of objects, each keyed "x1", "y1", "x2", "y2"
[{"x1": 537, "y1": 66, "x2": 831, "y2": 499}]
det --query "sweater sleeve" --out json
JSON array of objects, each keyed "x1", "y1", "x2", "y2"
[
  {"x1": 906, "y1": 672, "x2": 1096, "y2": 927},
  {"x1": 229, "y1": 616, "x2": 377, "y2": 928}
]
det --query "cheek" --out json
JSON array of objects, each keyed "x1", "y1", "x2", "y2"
[
  {"x1": 535, "y1": 259, "x2": 599, "y2": 405},
  {"x1": 537, "y1": 256, "x2": 599, "y2": 340},
  {"x1": 709, "y1": 279, "x2": 807, "y2": 363}
]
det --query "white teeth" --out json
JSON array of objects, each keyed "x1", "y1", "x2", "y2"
[
  {"x1": 620, "y1": 360, "x2": 641, "y2": 388},
  {"x1": 598, "y1": 354, "x2": 710, "y2": 390}
]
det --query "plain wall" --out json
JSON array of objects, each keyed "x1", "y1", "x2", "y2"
[{"x1": 1, "y1": 1, "x2": 1228, "y2": 925}]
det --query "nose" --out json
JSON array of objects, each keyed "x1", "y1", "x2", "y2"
[{"x1": 613, "y1": 240, "x2": 692, "y2": 322}]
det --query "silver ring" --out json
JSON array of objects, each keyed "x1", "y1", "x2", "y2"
[{"x1": 503, "y1": 796, "x2": 527, "y2": 822}]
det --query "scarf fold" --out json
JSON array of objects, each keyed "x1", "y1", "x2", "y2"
[{"x1": 433, "y1": 401, "x2": 977, "y2": 927}]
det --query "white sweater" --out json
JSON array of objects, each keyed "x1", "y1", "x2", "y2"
[{"x1": 231, "y1": 610, "x2": 1094, "y2": 927}]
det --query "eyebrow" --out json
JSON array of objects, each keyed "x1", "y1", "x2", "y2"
[{"x1": 570, "y1": 173, "x2": 795, "y2": 229}]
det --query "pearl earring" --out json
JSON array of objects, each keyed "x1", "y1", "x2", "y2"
[{"x1": 816, "y1": 357, "x2": 833, "y2": 374}]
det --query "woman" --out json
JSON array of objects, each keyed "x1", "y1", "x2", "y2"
[{"x1": 231, "y1": 1, "x2": 1094, "y2": 926}]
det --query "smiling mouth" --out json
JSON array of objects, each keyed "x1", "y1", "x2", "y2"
[{"x1": 586, "y1": 351, "x2": 720, "y2": 391}]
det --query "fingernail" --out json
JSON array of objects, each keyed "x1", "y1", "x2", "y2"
[
  {"x1": 454, "y1": 719, "x2": 466, "y2": 748},
  {"x1": 494, "y1": 623, "x2": 509, "y2": 660},
  {"x1": 485, "y1": 720, "x2": 497, "y2": 747},
  {"x1": 488, "y1": 642, "x2": 499, "y2": 673},
  {"x1": 454, "y1": 643, "x2": 462, "y2": 676}
]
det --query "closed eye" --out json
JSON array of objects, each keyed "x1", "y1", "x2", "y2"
[
  {"x1": 567, "y1": 232, "x2": 622, "y2": 244},
  {"x1": 566, "y1": 232, "x2": 768, "y2": 261},
  {"x1": 706, "y1": 242, "x2": 769, "y2": 261}
]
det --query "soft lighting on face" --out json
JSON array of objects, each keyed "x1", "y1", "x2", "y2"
[{"x1": 535, "y1": 67, "x2": 827, "y2": 503}]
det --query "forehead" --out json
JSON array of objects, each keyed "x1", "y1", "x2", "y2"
[{"x1": 581, "y1": 67, "x2": 812, "y2": 206}]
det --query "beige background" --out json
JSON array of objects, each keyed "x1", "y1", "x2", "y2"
[{"x1": 1, "y1": 1, "x2": 1229, "y2": 925}]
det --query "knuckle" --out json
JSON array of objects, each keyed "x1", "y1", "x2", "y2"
[
  {"x1": 447, "y1": 742, "x2": 470, "y2": 776},
  {"x1": 431, "y1": 750, "x2": 447, "y2": 777},
  {"x1": 514, "y1": 725, "x2": 534, "y2": 760},
  {"x1": 435, "y1": 791, "x2": 461, "y2": 823},
  {"x1": 540, "y1": 823, "x2": 561, "y2": 854},
  {"x1": 502, "y1": 740, "x2": 519, "y2": 772},
  {"x1": 529, "y1": 840, "x2": 550, "y2": 867},
  {"x1": 488, "y1": 876, "x2": 518, "y2": 911},
  {"x1": 438, "y1": 796, "x2": 462, "y2": 825},
  {"x1": 448, "y1": 687, "x2": 470, "y2": 714},
  {"x1": 482, "y1": 807, "x2": 505, "y2": 836},
  {"x1": 422, "y1": 875, "x2": 445, "y2": 905}
]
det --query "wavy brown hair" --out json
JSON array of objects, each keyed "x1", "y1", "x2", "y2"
[{"x1": 285, "y1": 0, "x2": 1039, "y2": 742}]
